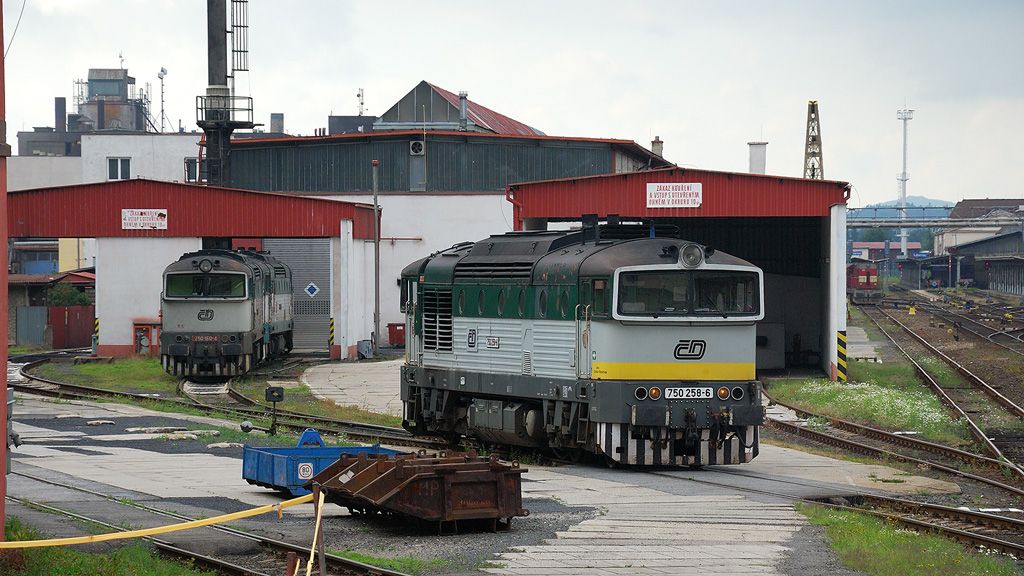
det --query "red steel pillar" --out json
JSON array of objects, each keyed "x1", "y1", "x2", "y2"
[{"x1": 0, "y1": 0, "x2": 10, "y2": 541}]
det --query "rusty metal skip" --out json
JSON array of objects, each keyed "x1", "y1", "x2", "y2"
[{"x1": 310, "y1": 450, "x2": 529, "y2": 534}]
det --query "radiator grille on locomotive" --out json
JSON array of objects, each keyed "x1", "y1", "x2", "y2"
[
  {"x1": 453, "y1": 261, "x2": 534, "y2": 280},
  {"x1": 422, "y1": 289, "x2": 453, "y2": 351}
]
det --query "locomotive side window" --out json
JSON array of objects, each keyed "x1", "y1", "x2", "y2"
[
  {"x1": 593, "y1": 279, "x2": 607, "y2": 315},
  {"x1": 559, "y1": 290, "x2": 570, "y2": 318},
  {"x1": 538, "y1": 290, "x2": 548, "y2": 318},
  {"x1": 497, "y1": 289, "x2": 506, "y2": 317},
  {"x1": 517, "y1": 289, "x2": 526, "y2": 317},
  {"x1": 477, "y1": 289, "x2": 486, "y2": 315},
  {"x1": 457, "y1": 290, "x2": 465, "y2": 314}
]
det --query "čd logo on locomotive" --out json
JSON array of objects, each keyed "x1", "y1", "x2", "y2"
[
  {"x1": 673, "y1": 339, "x2": 706, "y2": 360},
  {"x1": 197, "y1": 309, "x2": 215, "y2": 321}
]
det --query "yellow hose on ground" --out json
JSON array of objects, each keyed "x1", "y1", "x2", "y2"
[{"x1": 0, "y1": 493, "x2": 314, "y2": 549}]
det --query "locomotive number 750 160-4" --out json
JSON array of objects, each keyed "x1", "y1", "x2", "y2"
[{"x1": 664, "y1": 387, "x2": 713, "y2": 400}]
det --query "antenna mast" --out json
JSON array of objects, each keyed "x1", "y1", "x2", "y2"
[
  {"x1": 803, "y1": 100, "x2": 823, "y2": 179},
  {"x1": 357, "y1": 88, "x2": 365, "y2": 116},
  {"x1": 158, "y1": 67, "x2": 168, "y2": 133},
  {"x1": 897, "y1": 108, "x2": 914, "y2": 258}
]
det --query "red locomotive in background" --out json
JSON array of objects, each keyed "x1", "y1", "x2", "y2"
[{"x1": 847, "y1": 258, "x2": 883, "y2": 303}]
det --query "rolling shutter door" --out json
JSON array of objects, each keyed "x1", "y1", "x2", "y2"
[{"x1": 263, "y1": 238, "x2": 331, "y2": 351}]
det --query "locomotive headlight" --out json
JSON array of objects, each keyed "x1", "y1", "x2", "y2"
[
  {"x1": 648, "y1": 387, "x2": 662, "y2": 400},
  {"x1": 680, "y1": 244, "x2": 704, "y2": 268},
  {"x1": 199, "y1": 259, "x2": 214, "y2": 273},
  {"x1": 717, "y1": 386, "x2": 730, "y2": 400},
  {"x1": 634, "y1": 387, "x2": 648, "y2": 401}
]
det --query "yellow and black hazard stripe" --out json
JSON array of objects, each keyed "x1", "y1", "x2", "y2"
[
  {"x1": 94, "y1": 318, "x2": 100, "y2": 337},
  {"x1": 836, "y1": 330, "x2": 848, "y2": 382},
  {"x1": 328, "y1": 318, "x2": 335, "y2": 346}
]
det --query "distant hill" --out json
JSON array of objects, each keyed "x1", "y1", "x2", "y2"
[
  {"x1": 868, "y1": 196, "x2": 954, "y2": 208},
  {"x1": 851, "y1": 196, "x2": 952, "y2": 219}
]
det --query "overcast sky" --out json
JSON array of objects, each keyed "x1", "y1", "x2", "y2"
[{"x1": 3, "y1": 0, "x2": 1022, "y2": 207}]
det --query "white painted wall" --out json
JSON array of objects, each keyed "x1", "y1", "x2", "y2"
[
  {"x1": 327, "y1": 193, "x2": 514, "y2": 332},
  {"x1": 96, "y1": 237, "x2": 201, "y2": 348},
  {"x1": 7, "y1": 156, "x2": 82, "y2": 191},
  {"x1": 81, "y1": 133, "x2": 202, "y2": 183},
  {"x1": 827, "y1": 205, "x2": 848, "y2": 378}
]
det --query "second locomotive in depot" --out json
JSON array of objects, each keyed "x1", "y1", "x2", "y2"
[
  {"x1": 160, "y1": 249, "x2": 293, "y2": 379},
  {"x1": 400, "y1": 225, "x2": 765, "y2": 466}
]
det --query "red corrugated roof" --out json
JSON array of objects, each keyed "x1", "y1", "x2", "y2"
[
  {"x1": 427, "y1": 83, "x2": 544, "y2": 136},
  {"x1": 948, "y1": 199, "x2": 1024, "y2": 219},
  {"x1": 8, "y1": 179, "x2": 376, "y2": 240},
  {"x1": 8, "y1": 273, "x2": 65, "y2": 285},
  {"x1": 507, "y1": 167, "x2": 849, "y2": 225}
]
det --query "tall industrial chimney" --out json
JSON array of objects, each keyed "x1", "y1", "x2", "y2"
[
  {"x1": 54, "y1": 97, "x2": 66, "y2": 133},
  {"x1": 270, "y1": 113, "x2": 284, "y2": 134},
  {"x1": 651, "y1": 136, "x2": 664, "y2": 157},
  {"x1": 197, "y1": 0, "x2": 253, "y2": 186},
  {"x1": 458, "y1": 92, "x2": 468, "y2": 131},
  {"x1": 748, "y1": 141, "x2": 767, "y2": 174},
  {"x1": 207, "y1": 0, "x2": 227, "y2": 88}
]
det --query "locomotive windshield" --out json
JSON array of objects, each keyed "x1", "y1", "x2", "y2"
[
  {"x1": 617, "y1": 270, "x2": 759, "y2": 318},
  {"x1": 165, "y1": 273, "x2": 246, "y2": 298}
]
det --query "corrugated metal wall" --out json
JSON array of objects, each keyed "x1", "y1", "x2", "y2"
[
  {"x1": 263, "y1": 238, "x2": 332, "y2": 351},
  {"x1": 230, "y1": 136, "x2": 615, "y2": 193}
]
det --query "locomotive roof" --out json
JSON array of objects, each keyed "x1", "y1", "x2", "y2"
[
  {"x1": 164, "y1": 249, "x2": 290, "y2": 276},
  {"x1": 404, "y1": 227, "x2": 758, "y2": 284}
]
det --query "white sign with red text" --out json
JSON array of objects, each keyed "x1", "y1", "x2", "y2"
[
  {"x1": 646, "y1": 183, "x2": 702, "y2": 208},
  {"x1": 122, "y1": 209, "x2": 168, "y2": 230}
]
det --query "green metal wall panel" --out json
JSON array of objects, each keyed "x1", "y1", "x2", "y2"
[{"x1": 230, "y1": 136, "x2": 615, "y2": 193}]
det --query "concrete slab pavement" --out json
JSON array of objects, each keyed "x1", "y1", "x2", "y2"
[
  {"x1": 301, "y1": 359, "x2": 404, "y2": 416},
  {"x1": 846, "y1": 325, "x2": 881, "y2": 362}
]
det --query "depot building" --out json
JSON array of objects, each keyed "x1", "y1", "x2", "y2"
[
  {"x1": 507, "y1": 166, "x2": 851, "y2": 379},
  {"x1": 8, "y1": 179, "x2": 377, "y2": 359}
]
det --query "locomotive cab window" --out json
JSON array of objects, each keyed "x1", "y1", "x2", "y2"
[
  {"x1": 593, "y1": 279, "x2": 608, "y2": 316},
  {"x1": 165, "y1": 273, "x2": 247, "y2": 299},
  {"x1": 617, "y1": 270, "x2": 758, "y2": 317}
]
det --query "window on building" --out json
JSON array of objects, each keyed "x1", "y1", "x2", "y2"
[
  {"x1": 107, "y1": 157, "x2": 131, "y2": 180},
  {"x1": 184, "y1": 158, "x2": 199, "y2": 182}
]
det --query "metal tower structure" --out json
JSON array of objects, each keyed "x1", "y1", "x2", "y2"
[
  {"x1": 803, "y1": 100, "x2": 823, "y2": 179},
  {"x1": 897, "y1": 108, "x2": 914, "y2": 258},
  {"x1": 197, "y1": 0, "x2": 253, "y2": 186}
]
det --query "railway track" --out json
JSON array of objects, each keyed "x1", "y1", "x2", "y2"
[
  {"x1": 860, "y1": 305, "x2": 1024, "y2": 473},
  {"x1": 916, "y1": 302, "x2": 1024, "y2": 356},
  {"x1": 8, "y1": 470, "x2": 407, "y2": 575},
  {"x1": 762, "y1": 393, "x2": 1024, "y2": 498},
  {"x1": 13, "y1": 359, "x2": 446, "y2": 451},
  {"x1": 648, "y1": 469, "x2": 1024, "y2": 558}
]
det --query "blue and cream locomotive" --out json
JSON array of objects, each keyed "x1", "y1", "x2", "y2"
[
  {"x1": 400, "y1": 226, "x2": 765, "y2": 466},
  {"x1": 160, "y1": 249, "x2": 293, "y2": 378}
]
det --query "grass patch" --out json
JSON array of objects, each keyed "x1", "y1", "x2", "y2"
[
  {"x1": 33, "y1": 358, "x2": 178, "y2": 394},
  {"x1": 2, "y1": 517, "x2": 216, "y2": 576},
  {"x1": 231, "y1": 378, "x2": 402, "y2": 428},
  {"x1": 329, "y1": 549, "x2": 449, "y2": 575},
  {"x1": 797, "y1": 504, "x2": 1019, "y2": 576},
  {"x1": 768, "y1": 368, "x2": 970, "y2": 446},
  {"x1": 8, "y1": 345, "x2": 43, "y2": 356}
]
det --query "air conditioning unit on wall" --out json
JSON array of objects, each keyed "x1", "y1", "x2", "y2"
[{"x1": 409, "y1": 140, "x2": 425, "y2": 156}]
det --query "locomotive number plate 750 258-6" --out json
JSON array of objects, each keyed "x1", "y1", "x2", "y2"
[{"x1": 664, "y1": 387, "x2": 713, "y2": 400}]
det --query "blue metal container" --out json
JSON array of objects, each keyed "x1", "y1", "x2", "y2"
[{"x1": 242, "y1": 429, "x2": 401, "y2": 496}]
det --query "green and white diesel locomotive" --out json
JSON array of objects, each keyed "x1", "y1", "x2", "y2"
[
  {"x1": 160, "y1": 249, "x2": 294, "y2": 379},
  {"x1": 400, "y1": 226, "x2": 765, "y2": 466}
]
